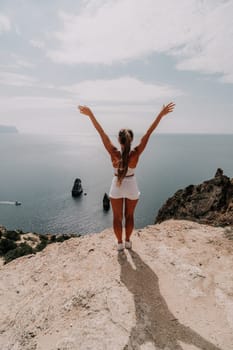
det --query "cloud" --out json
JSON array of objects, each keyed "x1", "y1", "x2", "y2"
[
  {"x1": 0, "y1": 96, "x2": 73, "y2": 111},
  {"x1": 0, "y1": 72, "x2": 37, "y2": 87},
  {"x1": 47, "y1": 0, "x2": 233, "y2": 83},
  {"x1": 61, "y1": 77, "x2": 183, "y2": 103},
  {"x1": 174, "y1": 1, "x2": 233, "y2": 83},
  {"x1": 0, "y1": 14, "x2": 11, "y2": 33},
  {"x1": 0, "y1": 70, "x2": 56, "y2": 89},
  {"x1": 15, "y1": 25, "x2": 21, "y2": 36},
  {"x1": 0, "y1": 55, "x2": 35, "y2": 70},
  {"x1": 29, "y1": 39, "x2": 45, "y2": 49},
  {"x1": 10, "y1": 54, "x2": 35, "y2": 69}
]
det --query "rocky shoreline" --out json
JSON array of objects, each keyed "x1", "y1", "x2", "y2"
[{"x1": 155, "y1": 168, "x2": 233, "y2": 227}]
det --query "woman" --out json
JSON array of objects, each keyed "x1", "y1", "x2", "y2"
[{"x1": 78, "y1": 102, "x2": 175, "y2": 251}]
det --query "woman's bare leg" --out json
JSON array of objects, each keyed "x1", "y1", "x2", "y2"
[
  {"x1": 110, "y1": 198, "x2": 124, "y2": 243},
  {"x1": 125, "y1": 198, "x2": 138, "y2": 241}
]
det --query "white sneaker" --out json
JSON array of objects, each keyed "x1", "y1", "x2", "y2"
[
  {"x1": 125, "y1": 241, "x2": 132, "y2": 249},
  {"x1": 117, "y1": 243, "x2": 124, "y2": 251}
]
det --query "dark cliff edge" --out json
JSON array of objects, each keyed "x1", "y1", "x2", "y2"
[
  {"x1": 155, "y1": 168, "x2": 233, "y2": 227},
  {"x1": 0, "y1": 228, "x2": 80, "y2": 264}
]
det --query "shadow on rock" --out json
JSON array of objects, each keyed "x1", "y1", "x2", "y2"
[{"x1": 118, "y1": 249, "x2": 222, "y2": 350}]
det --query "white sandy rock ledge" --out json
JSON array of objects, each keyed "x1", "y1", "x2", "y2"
[{"x1": 0, "y1": 219, "x2": 233, "y2": 350}]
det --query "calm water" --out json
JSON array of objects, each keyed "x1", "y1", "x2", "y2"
[{"x1": 0, "y1": 133, "x2": 232, "y2": 234}]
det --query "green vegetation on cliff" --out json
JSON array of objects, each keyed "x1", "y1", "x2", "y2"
[{"x1": 0, "y1": 227, "x2": 80, "y2": 264}]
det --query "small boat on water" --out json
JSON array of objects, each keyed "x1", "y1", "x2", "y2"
[
  {"x1": 71, "y1": 178, "x2": 83, "y2": 197},
  {"x1": 103, "y1": 193, "x2": 110, "y2": 211},
  {"x1": 15, "y1": 201, "x2": 22, "y2": 206}
]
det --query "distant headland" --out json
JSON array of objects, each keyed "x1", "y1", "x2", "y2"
[{"x1": 0, "y1": 125, "x2": 19, "y2": 133}]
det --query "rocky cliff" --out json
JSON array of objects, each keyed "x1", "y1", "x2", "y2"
[
  {"x1": 0, "y1": 220, "x2": 233, "y2": 350},
  {"x1": 155, "y1": 169, "x2": 233, "y2": 226}
]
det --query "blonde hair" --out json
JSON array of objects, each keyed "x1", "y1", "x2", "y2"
[{"x1": 117, "y1": 129, "x2": 133, "y2": 186}]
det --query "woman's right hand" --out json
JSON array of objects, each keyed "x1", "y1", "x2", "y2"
[
  {"x1": 78, "y1": 105, "x2": 94, "y2": 118},
  {"x1": 159, "y1": 102, "x2": 175, "y2": 118}
]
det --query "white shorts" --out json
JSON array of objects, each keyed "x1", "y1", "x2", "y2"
[{"x1": 109, "y1": 176, "x2": 140, "y2": 200}]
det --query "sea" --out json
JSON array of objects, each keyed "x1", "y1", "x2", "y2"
[{"x1": 0, "y1": 133, "x2": 232, "y2": 235}]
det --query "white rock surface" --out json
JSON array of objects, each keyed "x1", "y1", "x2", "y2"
[{"x1": 0, "y1": 220, "x2": 233, "y2": 350}]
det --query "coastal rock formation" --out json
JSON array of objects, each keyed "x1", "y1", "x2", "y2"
[
  {"x1": 71, "y1": 178, "x2": 83, "y2": 197},
  {"x1": 155, "y1": 168, "x2": 233, "y2": 226},
  {"x1": 103, "y1": 192, "x2": 110, "y2": 211},
  {"x1": 0, "y1": 220, "x2": 233, "y2": 349}
]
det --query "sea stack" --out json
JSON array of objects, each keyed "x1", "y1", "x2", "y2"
[
  {"x1": 71, "y1": 178, "x2": 83, "y2": 197},
  {"x1": 103, "y1": 193, "x2": 110, "y2": 211}
]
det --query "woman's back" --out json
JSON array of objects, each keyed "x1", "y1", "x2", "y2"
[{"x1": 111, "y1": 148, "x2": 139, "y2": 169}]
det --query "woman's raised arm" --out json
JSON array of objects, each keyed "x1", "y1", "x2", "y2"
[
  {"x1": 78, "y1": 105, "x2": 116, "y2": 156},
  {"x1": 135, "y1": 102, "x2": 175, "y2": 156}
]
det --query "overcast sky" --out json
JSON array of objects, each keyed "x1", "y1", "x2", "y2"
[{"x1": 0, "y1": 0, "x2": 232, "y2": 134}]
